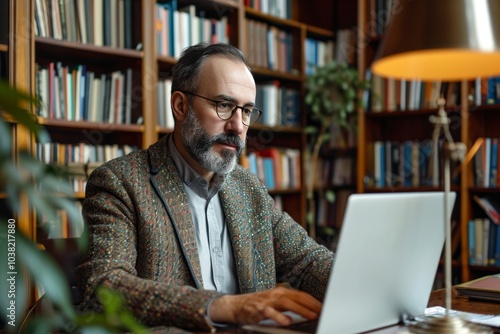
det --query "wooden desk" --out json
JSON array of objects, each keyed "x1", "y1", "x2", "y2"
[
  {"x1": 428, "y1": 288, "x2": 500, "y2": 315},
  {"x1": 213, "y1": 288, "x2": 500, "y2": 334},
  {"x1": 21, "y1": 288, "x2": 500, "y2": 333}
]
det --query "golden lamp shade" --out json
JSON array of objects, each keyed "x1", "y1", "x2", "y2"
[{"x1": 371, "y1": 0, "x2": 500, "y2": 81}]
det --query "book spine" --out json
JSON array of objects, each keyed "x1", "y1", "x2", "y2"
[{"x1": 469, "y1": 219, "x2": 475, "y2": 265}]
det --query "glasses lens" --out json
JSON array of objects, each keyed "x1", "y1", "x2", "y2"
[
  {"x1": 216, "y1": 102, "x2": 236, "y2": 120},
  {"x1": 245, "y1": 108, "x2": 261, "y2": 125},
  {"x1": 215, "y1": 102, "x2": 261, "y2": 125}
]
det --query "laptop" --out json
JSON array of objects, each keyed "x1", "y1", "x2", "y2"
[{"x1": 243, "y1": 191, "x2": 456, "y2": 334}]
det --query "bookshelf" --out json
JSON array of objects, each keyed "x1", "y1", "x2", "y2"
[
  {"x1": 356, "y1": 0, "x2": 500, "y2": 284},
  {"x1": 2, "y1": 0, "x2": 341, "y2": 285},
  {"x1": 151, "y1": 0, "x2": 339, "y2": 225},
  {"x1": 0, "y1": 0, "x2": 9, "y2": 212}
]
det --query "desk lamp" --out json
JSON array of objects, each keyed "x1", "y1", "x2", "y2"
[{"x1": 371, "y1": 0, "x2": 500, "y2": 332}]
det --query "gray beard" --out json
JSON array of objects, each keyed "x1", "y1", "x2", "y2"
[{"x1": 181, "y1": 107, "x2": 245, "y2": 175}]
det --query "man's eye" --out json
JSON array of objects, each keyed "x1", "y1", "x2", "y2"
[
  {"x1": 242, "y1": 108, "x2": 252, "y2": 115},
  {"x1": 218, "y1": 102, "x2": 234, "y2": 110}
]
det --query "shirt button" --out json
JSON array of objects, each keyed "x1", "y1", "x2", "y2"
[{"x1": 213, "y1": 247, "x2": 219, "y2": 253}]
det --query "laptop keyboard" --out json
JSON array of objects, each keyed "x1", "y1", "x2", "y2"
[
  {"x1": 241, "y1": 320, "x2": 318, "y2": 334},
  {"x1": 284, "y1": 319, "x2": 318, "y2": 333}
]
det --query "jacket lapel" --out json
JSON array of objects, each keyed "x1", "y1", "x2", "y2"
[
  {"x1": 220, "y1": 177, "x2": 257, "y2": 293},
  {"x1": 148, "y1": 136, "x2": 204, "y2": 289}
]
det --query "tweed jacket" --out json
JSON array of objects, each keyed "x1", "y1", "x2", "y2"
[{"x1": 76, "y1": 135, "x2": 334, "y2": 331}]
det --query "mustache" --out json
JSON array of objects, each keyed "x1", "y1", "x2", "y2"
[{"x1": 211, "y1": 133, "x2": 244, "y2": 151}]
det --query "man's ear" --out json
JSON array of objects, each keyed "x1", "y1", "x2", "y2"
[{"x1": 171, "y1": 91, "x2": 189, "y2": 122}]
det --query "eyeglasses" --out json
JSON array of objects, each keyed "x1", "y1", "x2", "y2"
[{"x1": 181, "y1": 91, "x2": 262, "y2": 126}]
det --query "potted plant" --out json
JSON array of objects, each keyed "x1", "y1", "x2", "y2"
[
  {"x1": 304, "y1": 60, "x2": 370, "y2": 240},
  {"x1": 0, "y1": 81, "x2": 147, "y2": 333}
]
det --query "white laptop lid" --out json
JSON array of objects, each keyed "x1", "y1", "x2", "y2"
[{"x1": 317, "y1": 191, "x2": 455, "y2": 334}]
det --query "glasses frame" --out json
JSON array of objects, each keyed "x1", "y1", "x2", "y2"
[{"x1": 181, "y1": 91, "x2": 262, "y2": 126}]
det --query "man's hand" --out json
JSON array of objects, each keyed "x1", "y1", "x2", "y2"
[{"x1": 208, "y1": 286, "x2": 321, "y2": 325}]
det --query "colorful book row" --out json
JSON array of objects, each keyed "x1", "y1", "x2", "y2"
[
  {"x1": 305, "y1": 38, "x2": 335, "y2": 76},
  {"x1": 371, "y1": 139, "x2": 458, "y2": 188},
  {"x1": 36, "y1": 142, "x2": 136, "y2": 165},
  {"x1": 367, "y1": 74, "x2": 500, "y2": 113},
  {"x1": 255, "y1": 81, "x2": 300, "y2": 127},
  {"x1": 246, "y1": 19, "x2": 295, "y2": 73},
  {"x1": 472, "y1": 77, "x2": 500, "y2": 106},
  {"x1": 244, "y1": 0, "x2": 292, "y2": 19},
  {"x1": 36, "y1": 62, "x2": 134, "y2": 124},
  {"x1": 36, "y1": 142, "x2": 136, "y2": 192},
  {"x1": 240, "y1": 148, "x2": 301, "y2": 190},
  {"x1": 39, "y1": 202, "x2": 84, "y2": 239},
  {"x1": 305, "y1": 29, "x2": 355, "y2": 75},
  {"x1": 311, "y1": 156, "x2": 355, "y2": 189},
  {"x1": 368, "y1": 75, "x2": 462, "y2": 113},
  {"x1": 473, "y1": 138, "x2": 500, "y2": 188},
  {"x1": 155, "y1": 2, "x2": 230, "y2": 59},
  {"x1": 468, "y1": 218, "x2": 500, "y2": 267},
  {"x1": 35, "y1": 0, "x2": 134, "y2": 49}
]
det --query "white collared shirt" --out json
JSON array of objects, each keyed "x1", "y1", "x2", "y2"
[{"x1": 167, "y1": 135, "x2": 239, "y2": 294}]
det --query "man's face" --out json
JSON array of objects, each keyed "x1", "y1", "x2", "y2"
[
  {"x1": 180, "y1": 56, "x2": 256, "y2": 175},
  {"x1": 181, "y1": 104, "x2": 244, "y2": 175}
]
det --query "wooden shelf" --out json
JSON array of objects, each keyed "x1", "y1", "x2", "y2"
[
  {"x1": 37, "y1": 117, "x2": 144, "y2": 133},
  {"x1": 363, "y1": 186, "x2": 461, "y2": 193},
  {"x1": 364, "y1": 107, "x2": 461, "y2": 118},
  {"x1": 306, "y1": 26, "x2": 335, "y2": 39},
  {"x1": 245, "y1": 7, "x2": 303, "y2": 29},
  {"x1": 468, "y1": 265, "x2": 500, "y2": 272},
  {"x1": 0, "y1": 44, "x2": 7, "y2": 52},
  {"x1": 469, "y1": 187, "x2": 500, "y2": 193},
  {"x1": 35, "y1": 37, "x2": 143, "y2": 65},
  {"x1": 268, "y1": 188, "x2": 302, "y2": 195},
  {"x1": 251, "y1": 66, "x2": 303, "y2": 82},
  {"x1": 316, "y1": 184, "x2": 356, "y2": 191},
  {"x1": 178, "y1": 0, "x2": 239, "y2": 12}
]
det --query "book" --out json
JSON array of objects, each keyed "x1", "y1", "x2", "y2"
[
  {"x1": 103, "y1": 0, "x2": 111, "y2": 46},
  {"x1": 124, "y1": 0, "x2": 132, "y2": 48},
  {"x1": 491, "y1": 138, "x2": 498, "y2": 187},
  {"x1": 456, "y1": 274, "x2": 500, "y2": 302},
  {"x1": 473, "y1": 195, "x2": 500, "y2": 224},
  {"x1": 93, "y1": 0, "x2": 103, "y2": 46},
  {"x1": 468, "y1": 220, "x2": 476, "y2": 265}
]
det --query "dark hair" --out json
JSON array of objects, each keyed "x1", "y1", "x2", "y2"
[{"x1": 171, "y1": 43, "x2": 250, "y2": 94}]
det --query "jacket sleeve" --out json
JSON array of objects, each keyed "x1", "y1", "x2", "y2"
[
  {"x1": 76, "y1": 164, "x2": 219, "y2": 331},
  {"x1": 272, "y1": 207, "x2": 334, "y2": 301},
  {"x1": 226, "y1": 165, "x2": 335, "y2": 301}
]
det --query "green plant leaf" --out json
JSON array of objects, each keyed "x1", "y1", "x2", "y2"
[
  {"x1": 0, "y1": 118, "x2": 12, "y2": 154},
  {"x1": 322, "y1": 226, "x2": 336, "y2": 236},
  {"x1": 0, "y1": 81, "x2": 49, "y2": 143},
  {"x1": 19, "y1": 316, "x2": 57, "y2": 334},
  {"x1": 304, "y1": 126, "x2": 318, "y2": 134},
  {"x1": 15, "y1": 229, "x2": 76, "y2": 320},
  {"x1": 325, "y1": 190, "x2": 336, "y2": 203}
]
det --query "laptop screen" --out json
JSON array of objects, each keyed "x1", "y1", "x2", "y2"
[{"x1": 317, "y1": 192, "x2": 455, "y2": 334}]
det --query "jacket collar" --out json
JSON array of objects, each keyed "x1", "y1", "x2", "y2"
[
  {"x1": 148, "y1": 135, "x2": 257, "y2": 293},
  {"x1": 148, "y1": 135, "x2": 204, "y2": 289}
]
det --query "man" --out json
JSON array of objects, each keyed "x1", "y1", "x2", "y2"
[{"x1": 77, "y1": 43, "x2": 334, "y2": 331}]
